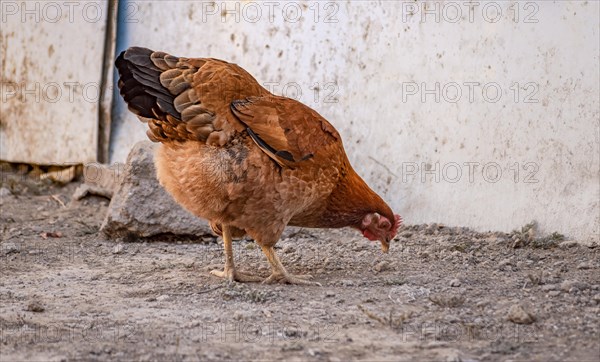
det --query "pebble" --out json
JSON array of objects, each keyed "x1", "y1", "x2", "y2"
[
  {"x1": 560, "y1": 240, "x2": 598, "y2": 249},
  {"x1": 476, "y1": 300, "x2": 490, "y2": 308},
  {"x1": 576, "y1": 262, "x2": 593, "y2": 270},
  {"x1": 559, "y1": 240, "x2": 579, "y2": 249},
  {"x1": 2, "y1": 243, "x2": 20, "y2": 255},
  {"x1": 0, "y1": 187, "x2": 12, "y2": 197},
  {"x1": 25, "y1": 301, "x2": 45, "y2": 313},
  {"x1": 113, "y1": 244, "x2": 124, "y2": 254},
  {"x1": 444, "y1": 314, "x2": 460, "y2": 323},
  {"x1": 450, "y1": 278, "x2": 462, "y2": 287},
  {"x1": 498, "y1": 258, "x2": 512, "y2": 268},
  {"x1": 548, "y1": 291, "x2": 561, "y2": 297},
  {"x1": 156, "y1": 294, "x2": 170, "y2": 301},
  {"x1": 233, "y1": 310, "x2": 248, "y2": 321},
  {"x1": 541, "y1": 284, "x2": 557, "y2": 291},
  {"x1": 325, "y1": 291, "x2": 336, "y2": 298},
  {"x1": 307, "y1": 349, "x2": 322, "y2": 357},
  {"x1": 374, "y1": 261, "x2": 390, "y2": 273},
  {"x1": 561, "y1": 280, "x2": 590, "y2": 292},
  {"x1": 340, "y1": 280, "x2": 355, "y2": 287},
  {"x1": 507, "y1": 304, "x2": 535, "y2": 324}
]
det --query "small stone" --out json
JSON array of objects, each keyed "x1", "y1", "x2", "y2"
[
  {"x1": 2, "y1": 243, "x2": 20, "y2": 255},
  {"x1": 592, "y1": 294, "x2": 600, "y2": 303},
  {"x1": 0, "y1": 187, "x2": 12, "y2": 197},
  {"x1": 449, "y1": 278, "x2": 461, "y2": 287},
  {"x1": 444, "y1": 314, "x2": 460, "y2": 323},
  {"x1": 548, "y1": 291, "x2": 561, "y2": 297},
  {"x1": 233, "y1": 311, "x2": 248, "y2": 321},
  {"x1": 476, "y1": 300, "x2": 490, "y2": 308},
  {"x1": 113, "y1": 244, "x2": 124, "y2": 254},
  {"x1": 559, "y1": 240, "x2": 579, "y2": 249},
  {"x1": 507, "y1": 304, "x2": 535, "y2": 324},
  {"x1": 307, "y1": 348, "x2": 322, "y2": 357},
  {"x1": 374, "y1": 261, "x2": 390, "y2": 273},
  {"x1": 498, "y1": 258, "x2": 512, "y2": 268},
  {"x1": 560, "y1": 240, "x2": 598, "y2": 249},
  {"x1": 156, "y1": 294, "x2": 170, "y2": 301},
  {"x1": 577, "y1": 262, "x2": 593, "y2": 270},
  {"x1": 25, "y1": 301, "x2": 45, "y2": 313},
  {"x1": 561, "y1": 280, "x2": 590, "y2": 292},
  {"x1": 325, "y1": 291, "x2": 335, "y2": 298},
  {"x1": 340, "y1": 280, "x2": 355, "y2": 287},
  {"x1": 541, "y1": 284, "x2": 557, "y2": 291}
]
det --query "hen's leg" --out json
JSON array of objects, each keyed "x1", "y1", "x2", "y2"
[
  {"x1": 260, "y1": 245, "x2": 322, "y2": 286},
  {"x1": 210, "y1": 225, "x2": 262, "y2": 282}
]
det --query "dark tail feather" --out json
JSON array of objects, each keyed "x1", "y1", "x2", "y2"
[{"x1": 115, "y1": 47, "x2": 180, "y2": 120}]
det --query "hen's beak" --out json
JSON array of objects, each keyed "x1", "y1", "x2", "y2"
[{"x1": 381, "y1": 237, "x2": 391, "y2": 253}]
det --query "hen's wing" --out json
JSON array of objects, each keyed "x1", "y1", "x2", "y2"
[
  {"x1": 230, "y1": 96, "x2": 342, "y2": 168},
  {"x1": 116, "y1": 47, "x2": 343, "y2": 169},
  {"x1": 115, "y1": 47, "x2": 269, "y2": 145}
]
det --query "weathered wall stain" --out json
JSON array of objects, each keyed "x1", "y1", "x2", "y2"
[{"x1": 0, "y1": 2, "x2": 108, "y2": 164}]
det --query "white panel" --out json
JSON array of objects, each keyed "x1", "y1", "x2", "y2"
[
  {"x1": 0, "y1": 1, "x2": 108, "y2": 164},
  {"x1": 110, "y1": 1, "x2": 599, "y2": 240}
]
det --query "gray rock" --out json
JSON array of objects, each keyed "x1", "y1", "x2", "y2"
[
  {"x1": 559, "y1": 240, "x2": 579, "y2": 249},
  {"x1": 559, "y1": 240, "x2": 598, "y2": 249},
  {"x1": 283, "y1": 245, "x2": 296, "y2": 254},
  {"x1": 560, "y1": 280, "x2": 590, "y2": 292},
  {"x1": 374, "y1": 261, "x2": 390, "y2": 273},
  {"x1": 0, "y1": 187, "x2": 12, "y2": 197},
  {"x1": 113, "y1": 244, "x2": 124, "y2": 254},
  {"x1": 449, "y1": 278, "x2": 462, "y2": 287},
  {"x1": 576, "y1": 261, "x2": 594, "y2": 270},
  {"x1": 541, "y1": 284, "x2": 557, "y2": 291},
  {"x1": 507, "y1": 304, "x2": 535, "y2": 324},
  {"x1": 340, "y1": 279, "x2": 355, "y2": 287},
  {"x1": 498, "y1": 258, "x2": 512, "y2": 269},
  {"x1": 156, "y1": 294, "x2": 170, "y2": 302},
  {"x1": 100, "y1": 141, "x2": 211, "y2": 239},
  {"x1": 2, "y1": 243, "x2": 20, "y2": 255}
]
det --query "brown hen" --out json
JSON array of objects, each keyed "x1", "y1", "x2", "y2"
[{"x1": 115, "y1": 47, "x2": 401, "y2": 285}]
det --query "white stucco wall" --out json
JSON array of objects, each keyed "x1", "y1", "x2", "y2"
[
  {"x1": 111, "y1": 1, "x2": 599, "y2": 241},
  {"x1": 0, "y1": 1, "x2": 109, "y2": 164}
]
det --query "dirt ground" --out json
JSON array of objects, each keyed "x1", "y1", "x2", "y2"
[{"x1": 1, "y1": 172, "x2": 599, "y2": 361}]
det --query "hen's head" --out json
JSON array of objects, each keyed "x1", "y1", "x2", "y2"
[{"x1": 360, "y1": 213, "x2": 402, "y2": 253}]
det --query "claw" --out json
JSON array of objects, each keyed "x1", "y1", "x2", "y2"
[
  {"x1": 262, "y1": 272, "x2": 321, "y2": 286},
  {"x1": 210, "y1": 268, "x2": 263, "y2": 283}
]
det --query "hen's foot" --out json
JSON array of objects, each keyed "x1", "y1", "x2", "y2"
[
  {"x1": 210, "y1": 268, "x2": 263, "y2": 283},
  {"x1": 262, "y1": 272, "x2": 322, "y2": 286},
  {"x1": 259, "y1": 245, "x2": 322, "y2": 286}
]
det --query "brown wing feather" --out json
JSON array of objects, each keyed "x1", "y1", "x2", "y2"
[
  {"x1": 230, "y1": 96, "x2": 341, "y2": 168},
  {"x1": 115, "y1": 47, "x2": 268, "y2": 144},
  {"x1": 116, "y1": 47, "x2": 341, "y2": 168}
]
